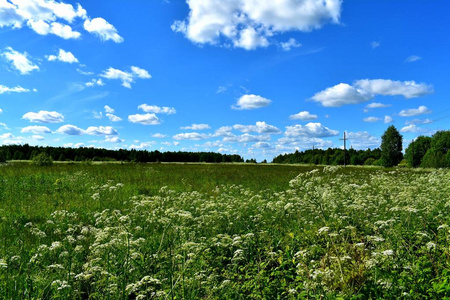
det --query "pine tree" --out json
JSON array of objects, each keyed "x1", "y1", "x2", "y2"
[{"x1": 380, "y1": 125, "x2": 403, "y2": 167}]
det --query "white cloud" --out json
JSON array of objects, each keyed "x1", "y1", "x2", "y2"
[
  {"x1": 128, "y1": 113, "x2": 160, "y2": 125},
  {"x1": 275, "y1": 136, "x2": 333, "y2": 150},
  {"x1": 0, "y1": 85, "x2": 30, "y2": 94},
  {"x1": 173, "y1": 132, "x2": 210, "y2": 140},
  {"x1": 400, "y1": 124, "x2": 426, "y2": 133},
  {"x1": 77, "y1": 68, "x2": 94, "y2": 75},
  {"x1": 384, "y1": 116, "x2": 393, "y2": 124},
  {"x1": 181, "y1": 124, "x2": 211, "y2": 130},
  {"x1": 106, "y1": 113, "x2": 122, "y2": 122},
  {"x1": 363, "y1": 117, "x2": 380, "y2": 122},
  {"x1": 64, "y1": 143, "x2": 85, "y2": 148},
  {"x1": 233, "y1": 121, "x2": 280, "y2": 134},
  {"x1": 346, "y1": 131, "x2": 380, "y2": 149},
  {"x1": 289, "y1": 111, "x2": 318, "y2": 121},
  {"x1": 0, "y1": 133, "x2": 13, "y2": 139},
  {"x1": 129, "y1": 141, "x2": 156, "y2": 149},
  {"x1": 0, "y1": 108, "x2": 2, "y2": 114},
  {"x1": 312, "y1": 79, "x2": 433, "y2": 107},
  {"x1": 232, "y1": 94, "x2": 271, "y2": 110},
  {"x1": 85, "y1": 126, "x2": 118, "y2": 136},
  {"x1": 280, "y1": 38, "x2": 301, "y2": 51},
  {"x1": 22, "y1": 110, "x2": 64, "y2": 123},
  {"x1": 366, "y1": 102, "x2": 391, "y2": 109},
  {"x1": 138, "y1": 104, "x2": 176, "y2": 114},
  {"x1": 354, "y1": 79, "x2": 433, "y2": 99},
  {"x1": 32, "y1": 135, "x2": 44, "y2": 140},
  {"x1": 371, "y1": 41, "x2": 380, "y2": 48},
  {"x1": 405, "y1": 55, "x2": 421, "y2": 63},
  {"x1": 285, "y1": 122, "x2": 339, "y2": 138},
  {"x1": 21, "y1": 125, "x2": 51, "y2": 134},
  {"x1": 0, "y1": 122, "x2": 9, "y2": 130},
  {"x1": 311, "y1": 83, "x2": 371, "y2": 107},
  {"x1": 214, "y1": 126, "x2": 234, "y2": 137},
  {"x1": 152, "y1": 133, "x2": 167, "y2": 138},
  {"x1": 2, "y1": 47, "x2": 39, "y2": 74},
  {"x1": 172, "y1": 0, "x2": 341, "y2": 50},
  {"x1": 56, "y1": 124, "x2": 84, "y2": 135},
  {"x1": 223, "y1": 133, "x2": 270, "y2": 143},
  {"x1": 399, "y1": 105, "x2": 431, "y2": 117},
  {"x1": 405, "y1": 118, "x2": 433, "y2": 125},
  {"x1": 104, "y1": 105, "x2": 114, "y2": 113},
  {"x1": 47, "y1": 48, "x2": 78, "y2": 63},
  {"x1": 84, "y1": 17, "x2": 123, "y2": 43},
  {"x1": 86, "y1": 78, "x2": 105, "y2": 87},
  {"x1": 105, "y1": 136, "x2": 124, "y2": 143},
  {"x1": 0, "y1": 0, "x2": 88, "y2": 39},
  {"x1": 101, "y1": 67, "x2": 150, "y2": 88},
  {"x1": 131, "y1": 66, "x2": 151, "y2": 79}
]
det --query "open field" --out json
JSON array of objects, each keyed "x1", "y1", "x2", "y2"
[{"x1": 1, "y1": 163, "x2": 450, "y2": 298}]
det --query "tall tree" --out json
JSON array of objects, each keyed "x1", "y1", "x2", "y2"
[
  {"x1": 380, "y1": 125, "x2": 403, "y2": 167},
  {"x1": 404, "y1": 136, "x2": 432, "y2": 167}
]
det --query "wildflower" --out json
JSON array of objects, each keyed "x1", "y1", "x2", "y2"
[
  {"x1": 318, "y1": 226, "x2": 330, "y2": 234},
  {"x1": 381, "y1": 249, "x2": 394, "y2": 256}
]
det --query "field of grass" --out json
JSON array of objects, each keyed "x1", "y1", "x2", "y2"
[{"x1": 1, "y1": 162, "x2": 450, "y2": 298}]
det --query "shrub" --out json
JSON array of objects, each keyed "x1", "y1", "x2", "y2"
[{"x1": 32, "y1": 152, "x2": 54, "y2": 166}]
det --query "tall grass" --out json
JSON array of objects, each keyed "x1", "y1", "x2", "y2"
[{"x1": 1, "y1": 163, "x2": 449, "y2": 298}]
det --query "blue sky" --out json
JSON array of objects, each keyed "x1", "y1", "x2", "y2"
[{"x1": 0, "y1": 0, "x2": 448, "y2": 161}]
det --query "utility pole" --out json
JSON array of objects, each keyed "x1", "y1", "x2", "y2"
[{"x1": 340, "y1": 131, "x2": 348, "y2": 167}]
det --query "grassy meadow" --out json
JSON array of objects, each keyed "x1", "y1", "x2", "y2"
[{"x1": 1, "y1": 162, "x2": 450, "y2": 299}]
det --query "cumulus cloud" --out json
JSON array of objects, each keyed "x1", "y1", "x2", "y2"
[
  {"x1": 47, "y1": 48, "x2": 78, "y2": 63},
  {"x1": 129, "y1": 141, "x2": 156, "y2": 150},
  {"x1": 172, "y1": 0, "x2": 341, "y2": 50},
  {"x1": 285, "y1": 122, "x2": 339, "y2": 138},
  {"x1": 32, "y1": 135, "x2": 44, "y2": 140},
  {"x1": 405, "y1": 118, "x2": 433, "y2": 125},
  {"x1": 83, "y1": 17, "x2": 123, "y2": 43},
  {"x1": 365, "y1": 102, "x2": 391, "y2": 109},
  {"x1": 311, "y1": 83, "x2": 371, "y2": 107},
  {"x1": 128, "y1": 113, "x2": 160, "y2": 125},
  {"x1": 233, "y1": 121, "x2": 280, "y2": 134},
  {"x1": 106, "y1": 113, "x2": 122, "y2": 122},
  {"x1": 105, "y1": 136, "x2": 124, "y2": 143},
  {"x1": 138, "y1": 104, "x2": 176, "y2": 114},
  {"x1": 2, "y1": 47, "x2": 39, "y2": 74},
  {"x1": 131, "y1": 66, "x2": 151, "y2": 79},
  {"x1": 354, "y1": 79, "x2": 433, "y2": 99},
  {"x1": 346, "y1": 131, "x2": 380, "y2": 149},
  {"x1": 22, "y1": 110, "x2": 64, "y2": 123},
  {"x1": 104, "y1": 105, "x2": 114, "y2": 113},
  {"x1": 400, "y1": 124, "x2": 426, "y2": 133},
  {"x1": 152, "y1": 133, "x2": 167, "y2": 138},
  {"x1": 279, "y1": 38, "x2": 301, "y2": 51},
  {"x1": 289, "y1": 111, "x2": 318, "y2": 121},
  {"x1": 21, "y1": 125, "x2": 51, "y2": 134},
  {"x1": 399, "y1": 105, "x2": 431, "y2": 117},
  {"x1": 232, "y1": 94, "x2": 271, "y2": 110},
  {"x1": 0, "y1": 1, "x2": 122, "y2": 42},
  {"x1": 181, "y1": 124, "x2": 211, "y2": 130},
  {"x1": 101, "y1": 67, "x2": 151, "y2": 88},
  {"x1": 173, "y1": 132, "x2": 210, "y2": 140},
  {"x1": 223, "y1": 133, "x2": 270, "y2": 143},
  {"x1": 363, "y1": 117, "x2": 380, "y2": 122},
  {"x1": 85, "y1": 126, "x2": 118, "y2": 136},
  {"x1": 85, "y1": 78, "x2": 105, "y2": 87},
  {"x1": 312, "y1": 79, "x2": 433, "y2": 107},
  {"x1": 0, "y1": 85, "x2": 31, "y2": 94},
  {"x1": 384, "y1": 116, "x2": 394, "y2": 124},
  {"x1": 213, "y1": 126, "x2": 234, "y2": 137},
  {"x1": 56, "y1": 124, "x2": 84, "y2": 135}
]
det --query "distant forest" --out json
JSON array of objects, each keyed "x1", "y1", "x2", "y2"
[
  {"x1": 0, "y1": 144, "x2": 244, "y2": 163},
  {"x1": 272, "y1": 148, "x2": 382, "y2": 166}
]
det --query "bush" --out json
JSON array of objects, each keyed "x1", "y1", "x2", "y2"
[
  {"x1": 364, "y1": 158, "x2": 375, "y2": 166},
  {"x1": 32, "y1": 152, "x2": 53, "y2": 166}
]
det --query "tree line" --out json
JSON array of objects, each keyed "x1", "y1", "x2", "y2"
[{"x1": 0, "y1": 144, "x2": 244, "y2": 163}]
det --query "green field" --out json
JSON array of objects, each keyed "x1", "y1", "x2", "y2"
[{"x1": 1, "y1": 163, "x2": 450, "y2": 299}]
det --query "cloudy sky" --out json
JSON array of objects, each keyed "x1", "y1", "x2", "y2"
[{"x1": 0, "y1": 0, "x2": 448, "y2": 161}]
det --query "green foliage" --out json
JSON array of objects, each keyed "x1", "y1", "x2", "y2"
[
  {"x1": 0, "y1": 150, "x2": 6, "y2": 163},
  {"x1": 32, "y1": 152, "x2": 54, "y2": 166},
  {"x1": 380, "y1": 125, "x2": 403, "y2": 167},
  {"x1": 405, "y1": 136, "x2": 432, "y2": 167},
  {"x1": 1, "y1": 164, "x2": 450, "y2": 298}
]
